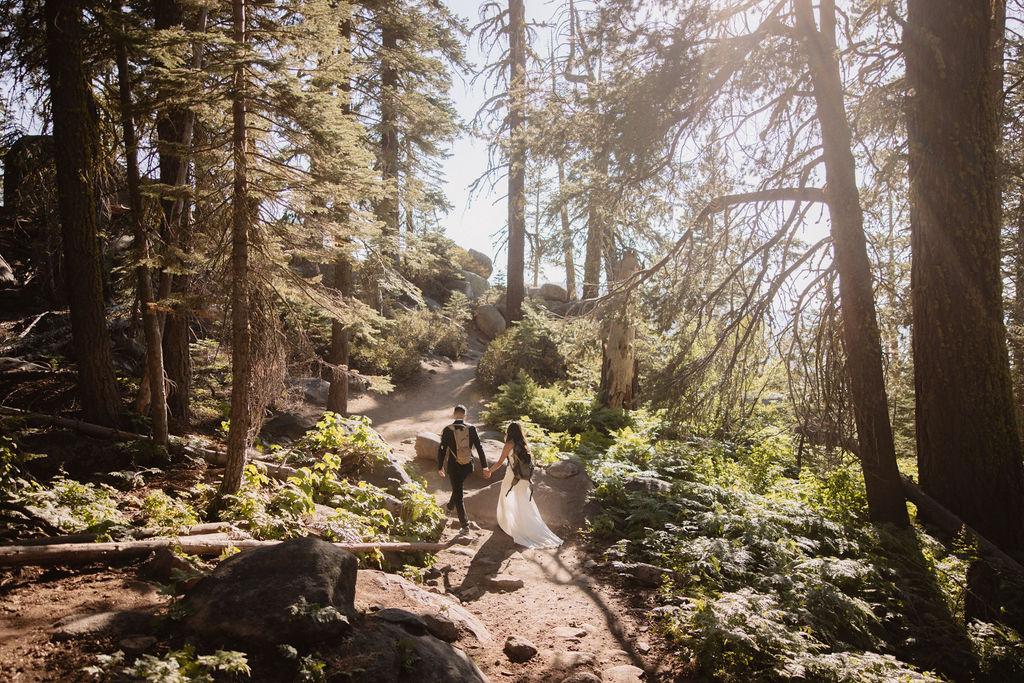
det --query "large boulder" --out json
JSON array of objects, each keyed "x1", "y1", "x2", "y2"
[
  {"x1": 415, "y1": 432, "x2": 442, "y2": 461},
  {"x1": 539, "y1": 283, "x2": 568, "y2": 302},
  {"x1": 460, "y1": 270, "x2": 489, "y2": 299},
  {"x1": 466, "y1": 248, "x2": 493, "y2": 278},
  {"x1": 286, "y1": 377, "x2": 330, "y2": 404},
  {"x1": 462, "y1": 458, "x2": 595, "y2": 531},
  {"x1": 342, "y1": 621, "x2": 487, "y2": 682},
  {"x1": 474, "y1": 304, "x2": 506, "y2": 340},
  {"x1": 445, "y1": 279, "x2": 474, "y2": 299},
  {"x1": 181, "y1": 537, "x2": 357, "y2": 648},
  {"x1": 355, "y1": 570, "x2": 491, "y2": 644}
]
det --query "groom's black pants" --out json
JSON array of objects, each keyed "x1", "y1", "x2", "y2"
[{"x1": 446, "y1": 460, "x2": 474, "y2": 527}]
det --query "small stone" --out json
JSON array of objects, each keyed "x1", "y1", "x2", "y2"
[
  {"x1": 602, "y1": 664, "x2": 646, "y2": 682},
  {"x1": 553, "y1": 626, "x2": 587, "y2": 639},
  {"x1": 421, "y1": 612, "x2": 460, "y2": 642},
  {"x1": 650, "y1": 605, "x2": 680, "y2": 618},
  {"x1": 633, "y1": 563, "x2": 673, "y2": 587},
  {"x1": 460, "y1": 586, "x2": 485, "y2": 601},
  {"x1": 623, "y1": 476, "x2": 672, "y2": 494},
  {"x1": 118, "y1": 635, "x2": 157, "y2": 654},
  {"x1": 488, "y1": 574, "x2": 525, "y2": 591},
  {"x1": 580, "y1": 623, "x2": 597, "y2": 634},
  {"x1": 370, "y1": 608, "x2": 427, "y2": 635},
  {"x1": 561, "y1": 672, "x2": 602, "y2": 683},
  {"x1": 451, "y1": 534, "x2": 475, "y2": 546},
  {"x1": 582, "y1": 559, "x2": 597, "y2": 569},
  {"x1": 504, "y1": 635, "x2": 538, "y2": 663},
  {"x1": 447, "y1": 546, "x2": 476, "y2": 556},
  {"x1": 637, "y1": 641, "x2": 650, "y2": 654},
  {"x1": 549, "y1": 651, "x2": 597, "y2": 669}
]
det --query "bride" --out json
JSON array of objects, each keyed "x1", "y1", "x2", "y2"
[{"x1": 484, "y1": 422, "x2": 562, "y2": 549}]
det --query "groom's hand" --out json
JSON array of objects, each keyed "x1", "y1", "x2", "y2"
[
  {"x1": 438, "y1": 469, "x2": 445, "y2": 478},
  {"x1": 483, "y1": 468, "x2": 491, "y2": 478}
]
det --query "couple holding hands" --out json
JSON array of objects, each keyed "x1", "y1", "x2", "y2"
[{"x1": 437, "y1": 405, "x2": 562, "y2": 549}]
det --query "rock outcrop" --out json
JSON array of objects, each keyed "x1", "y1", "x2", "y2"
[{"x1": 474, "y1": 304, "x2": 506, "y2": 340}]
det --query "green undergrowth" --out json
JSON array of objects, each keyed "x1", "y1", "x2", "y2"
[
  {"x1": 494, "y1": 389, "x2": 1024, "y2": 682},
  {"x1": 1, "y1": 412, "x2": 443, "y2": 569},
  {"x1": 576, "y1": 420, "x2": 1024, "y2": 681}
]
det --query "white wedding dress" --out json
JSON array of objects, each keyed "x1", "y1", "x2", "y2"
[{"x1": 496, "y1": 455, "x2": 562, "y2": 549}]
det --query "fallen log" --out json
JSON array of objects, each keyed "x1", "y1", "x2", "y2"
[
  {"x1": 0, "y1": 537, "x2": 450, "y2": 566},
  {"x1": 901, "y1": 475, "x2": 1024, "y2": 576}
]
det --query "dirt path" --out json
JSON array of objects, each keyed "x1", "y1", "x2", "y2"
[{"x1": 350, "y1": 338, "x2": 677, "y2": 681}]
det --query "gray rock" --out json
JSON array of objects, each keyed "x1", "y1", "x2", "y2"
[
  {"x1": 260, "y1": 411, "x2": 318, "y2": 442},
  {"x1": 539, "y1": 283, "x2": 568, "y2": 302},
  {"x1": 549, "y1": 650, "x2": 597, "y2": 669},
  {"x1": 118, "y1": 636, "x2": 157, "y2": 654},
  {"x1": 361, "y1": 457, "x2": 414, "y2": 496},
  {"x1": 467, "y1": 249, "x2": 493, "y2": 278},
  {"x1": 356, "y1": 570, "x2": 491, "y2": 644},
  {"x1": 181, "y1": 536, "x2": 357, "y2": 648},
  {"x1": 460, "y1": 270, "x2": 490, "y2": 299},
  {"x1": 561, "y1": 673, "x2": 602, "y2": 683},
  {"x1": 602, "y1": 664, "x2": 646, "y2": 682},
  {"x1": 286, "y1": 377, "x2": 330, "y2": 404},
  {"x1": 424, "y1": 296, "x2": 442, "y2": 312},
  {"x1": 345, "y1": 621, "x2": 487, "y2": 682},
  {"x1": 552, "y1": 626, "x2": 587, "y2": 639},
  {"x1": 546, "y1": 459, "x2": 583, "y2": 479},
  {"x1": 633, "y1": 562, "x2": 674, "y2": 587},
  {"x1": 623, "y1": 476, "x2": 672, "y2": 494},
  {"x1": 422, "y1": 612, "x2": 460, "y2": 642},
  {"x1": 416, "y1": 432, "x2": 442, "y2": 461},
  {"x1": 637, "y1": 641, "x2": 650, "y2": 654},
  {"x1": 488, "y1": 574, "x2": 525, "y2": 591},
  {"x1": 504, "y1": 635, "x2": 538, "y2": 662},
  {"x1": 474, "y1": 304, "x2": 506, "y2": 340},
  {"x1": 371, "y1": 607, "x2": 427, "y2": 635},
  {"x1": 138, "y1": 547, "x2": 195, "y2": 585},
  {"x1": 52, "y1": 611, "x2": 154, "y2": 640},
  {"x1": 650, "y1": 605, "x2": 680, "y2": 618},
  {"x1": 446, "y1": 279, "x2": 474, "y2": 299}
]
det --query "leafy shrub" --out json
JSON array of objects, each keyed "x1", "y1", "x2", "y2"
[
  {"x1": 476, "y1": 303, "x2": 570, "y2": 390},
  {"x1": 84, "y1": 645, "x2": 250, "y2": 682},
  {"x1": 21, "y1": 476, "x2": 126, "y2": 534},
  {"x1": 138, "y1": 489, "x2": 201, "y2": 534},
  {"x1": 352, "y1": 303, "x2": 469, "y2": 381},
  {"x1": 290, "y1": 413, "x2": 389, "y2": 468},
  {"x1": 482, "y1": 371, "x2": 631, "y2": 435}
]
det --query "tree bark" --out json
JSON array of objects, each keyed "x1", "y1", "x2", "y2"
[
  {"x1": 0, "y1": 538, "x2": 449, "y2": 567},
  {"x1": 219, "y1": 0, "x2": 252, "y2": 501},
  {"x1": 379, "y1": 15, "x2": 400, "y2": 265},
  {"x1": 797, "y1": 0, "x2": 908, "y2": 525},
  {"x1": 43, "y1": 0, "x2": 121, "y2": 427},
  {"x1": 153, "y1": 0, "x2": 193, "y2": 425},
  {"x1": 905, "y1": 0, "x2": 1024, "y2": 551},
  {"x1": 583, "y1": 146, "x2": 610, "y2": 300},
  {"x1": 327, "y1": 249, "x2": 352, "y2": 415},
  {"x1": 506, "y1": 0, "x2": 527, "y2": 322},
  {"x1": 115, "y1": 9, "x2": 168, "y2": 445},
  {"x1": 556, "y1": 161, "x2": 577, "y2": 300},
  {"x1": 600, "y1": 251, "x2": 639, "y2": 409}
]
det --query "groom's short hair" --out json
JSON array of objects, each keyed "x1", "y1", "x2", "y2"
[{"x1": 454, "y1": 404, "x2": 467, "y2": 417}]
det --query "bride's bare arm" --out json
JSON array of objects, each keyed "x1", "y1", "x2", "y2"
[{"x1": 486, "y1": 441, "x2": 513, "y2": 474}]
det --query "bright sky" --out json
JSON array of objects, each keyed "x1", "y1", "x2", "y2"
[{"x1": 439, "y1": 0, "x2": 510, "y2": 282}]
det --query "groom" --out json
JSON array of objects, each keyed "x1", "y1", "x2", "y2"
[{"x1": 438, "y1": 404, "x2": 490, "y2": 531}]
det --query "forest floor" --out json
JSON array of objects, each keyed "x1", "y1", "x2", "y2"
[{"x1": 0, "y1": 333, "x2": 684, "y2": 681}]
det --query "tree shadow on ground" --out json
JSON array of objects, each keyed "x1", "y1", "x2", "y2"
[{"x1": 874, "y1": 526, "x2": 974, "y2": 681}]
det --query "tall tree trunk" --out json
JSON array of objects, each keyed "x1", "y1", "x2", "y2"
[
  {"x1": 220, "y1": 0, "x2": 251, "y2": 500},
  {"x1": 506, "y1": 0, "x2": 527, "y2": 322},
  {"x1": 556, "y1": 161, "x2": 576, "y2": 300},
  {"x1": 327, "y1": 251, "x2": 352, "y2": 414},
  {"x1": 115, "y1": 9, "x2": 168, "y2": 445},
  {"x1": 797, "y1": 0, "x2": 908, "y2": 525},
  {"x1": 44, "y1": 0, "x2": 121, "y2": 427},
  {"x1": 600, "y1": 251, "x2": 639, "y2": 409},
  {"x1": 905, "y1": 0, "x2": 1024, "y2": 551},
  {"x1": 379, "y1": 17, "x2": 400, "y2": 265},
  {"x1": 327, "y1": 17, "x2": 354, "y2": 416},
  {"x1": 152, "y1": 0, "x2": 193, "y2": 425},
  {"x1": 582, "y1": 146, "x2": 609, "y2": 299}
]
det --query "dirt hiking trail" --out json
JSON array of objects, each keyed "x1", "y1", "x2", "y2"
[{"x1": 350, "y1": 335, "x2": 679, "y2": 681}]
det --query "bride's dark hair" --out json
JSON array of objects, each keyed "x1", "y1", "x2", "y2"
[{"x1": 505, "y1": 421, "x2": 527, "y2": 446}]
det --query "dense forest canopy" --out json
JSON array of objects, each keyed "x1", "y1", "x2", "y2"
[{"x1": 3, "y1": 0, "x2": 1024, "y2": 680}]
